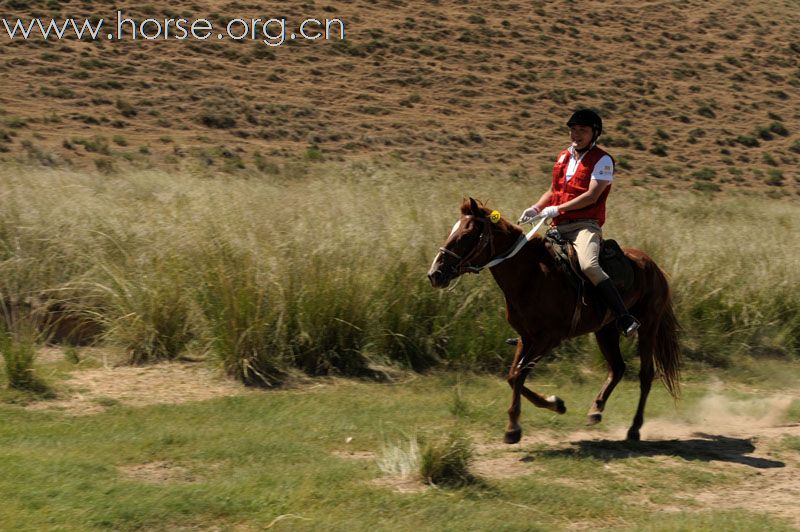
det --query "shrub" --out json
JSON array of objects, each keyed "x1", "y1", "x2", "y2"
[
  {"x1": 200, "y1": 110, "x2": 237, "y2": 129},
  {"x1": 769, "y1": 122, "x2": 789, "y2": 136},
  {"x1": 756, "y1": 127, "x2": 774, "y2": 141},
  {"x1": 690, "y1": 168, "x2": 716, "y2": 181},
  {"x1": 0, "y1": 326, "x2": 50, "y2": 394},
  {"x1": 692, "y1": 181, "x2": 721, "y2": 192},
  {"x1": 305, "y1": 146, "x2": 324, "y2": 161},
  {"x1": 762, "y1": 152, "x2": 778, "y2": 166},
  {"x1": 697, "y1": 106, "x2": 715, "y2": 118},
  {"x1": 420, "y1": 430, "x2": 476, "y2": 487},
  {"x1": 650, "y1": 143, "x2": 668, "y2": 156},
  {"x1": 766, "y1": 169, "x2": 784, "y2": 186},
  {"x1": 736, "y1": 135, "x2": 759, "y2": 147}
]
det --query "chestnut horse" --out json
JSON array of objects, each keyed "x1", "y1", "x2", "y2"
[{"x1": 427, "y1": 198, "x2": 680, "y2": 443}]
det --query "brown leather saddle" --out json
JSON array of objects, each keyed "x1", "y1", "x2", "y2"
[{"x1": 544, "y1": 230, "x2": 635, "y2": 294}]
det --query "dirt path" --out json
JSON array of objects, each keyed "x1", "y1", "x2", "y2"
[
  {"x1": 26, "y1": 359, "x2": 250, "y2": 415},
  {"x1": 470, "y1": 394, "x2": 800, "y2": 529}
]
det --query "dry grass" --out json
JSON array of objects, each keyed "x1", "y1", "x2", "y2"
[
  {"x1": 0, "y1": 164, "x2": 797, "y2": 382},
  {"x1": 0, "y1": 1, "x2": 797, "y2": 194}
]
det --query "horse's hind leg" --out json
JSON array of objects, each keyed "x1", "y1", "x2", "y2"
[
  {"x1": 587, "y1": 323, "x2": 626, "y2": 425},
  {"x1": 627, "y1": 327, "x2": 655, "y2": 441}
]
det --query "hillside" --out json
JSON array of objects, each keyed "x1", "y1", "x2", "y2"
[{"x1": 0, "y1": 0, "x2": 798, "y2": 194}]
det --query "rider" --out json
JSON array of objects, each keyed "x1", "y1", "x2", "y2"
[{"x1": 519, "y1": 109, "x2": 640, "y2": 337}]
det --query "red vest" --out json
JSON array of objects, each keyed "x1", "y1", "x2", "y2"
[{"x1": 550, "y1": 145, "x2": 613, "y2": 226}]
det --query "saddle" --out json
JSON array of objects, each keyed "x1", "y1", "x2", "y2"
[{"x1": 544, "y1": 229, "x2": 635, "y2": 294}]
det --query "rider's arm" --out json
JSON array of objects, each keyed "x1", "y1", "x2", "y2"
[
  {"x1": 532, "y1": 186, "x2": 553, "y2": 210},
  {"x1": 556, "y1": 179, "x2": 610, "y2": 213}
]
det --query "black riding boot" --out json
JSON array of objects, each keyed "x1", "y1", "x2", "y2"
[{"x1": 596, "y1": 279, "x2": 640, "y2": 337}]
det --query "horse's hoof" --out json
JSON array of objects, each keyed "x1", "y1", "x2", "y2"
[
  {"x1": 547, "y1": 395, "x2": 567, "y2": 415},
  {"x1": 626, "y1": 428, "x2": 640, "y2": 441},
  {"x1": 587, "y1": 413, "x2": 602, "y2": 425},
  {"x1": 504, "y1": 428, "x2": 522, "y2": 444}
]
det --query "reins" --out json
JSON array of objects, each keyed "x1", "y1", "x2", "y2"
[
  {"x1": 439, "y1": 213, "x2": 583, "y2": 336},
  {"x1": 443, "y1": 214, "x2": 548, "y2": 274}
]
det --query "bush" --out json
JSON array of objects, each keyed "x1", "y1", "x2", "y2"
[
  {"x1": 697, "y1": 106, "x2": 715, "y2": 118},
  {"x1": 420, "y1": 430, "x2": 476, "y2": 487},
  {"x1": 769, "y1": 121, "x2": 788, "y2": 137},
  {"x1": 200, "y1": 110, "x2": 237, "y2": 129},
  {"x1": 766, "y1": 169, "x2": 784, "y2": 186},
  {"x1": 0, "y1": 326, "x2": 50, "y2": 394},
  {"x1": 690, "y1": 167, "x2": 716, "y2": 181},
  {"x1": 736, "y1": 135, "x2": 759, "y2": 147}
]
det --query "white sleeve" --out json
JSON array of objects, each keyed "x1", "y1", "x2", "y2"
[{"x1": 591, "y1": 155, "x2": 614, "y2": 182}]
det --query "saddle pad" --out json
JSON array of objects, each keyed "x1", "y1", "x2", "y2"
[{"x1": 599, "y1": 239, "x2": 635, "y2": 293}]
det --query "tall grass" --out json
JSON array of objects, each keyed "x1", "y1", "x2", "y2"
[
  {"x1": 419, "y1": 429, "x2": 476, "y2": 487},
  {"x1": 0, "y1": 320, "x2": 50, "y2": 394},
  {"x1": 0, "y1": 164, "x2": 797, "y2": 381}
]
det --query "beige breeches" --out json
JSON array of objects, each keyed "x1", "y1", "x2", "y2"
[{"x1": 553, "y1": 220, "x2": 609, "y2": 286}]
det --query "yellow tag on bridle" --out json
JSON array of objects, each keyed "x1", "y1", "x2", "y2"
[{"x1": 489, "y1": 210, "x2": 501, "y2": 223}]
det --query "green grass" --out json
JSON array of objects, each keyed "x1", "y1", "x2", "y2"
[
  {"x1": 0, "y1": 324, "x2": 52, "y2": 396},
  {"x1": 0, "y1": 372, "x2": 796, "y2": 530}
]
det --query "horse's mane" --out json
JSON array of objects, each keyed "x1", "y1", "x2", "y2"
[{"x1": 460, "y1": 197, "x2": 550, "y2": 260}]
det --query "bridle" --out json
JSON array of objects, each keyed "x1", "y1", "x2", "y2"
[
  {"x1": 437, "y1": 215, "x2": 496, "y2": 275},
  {"x1": 435, "y1": 213, "x2": 549, "y2": 278}
]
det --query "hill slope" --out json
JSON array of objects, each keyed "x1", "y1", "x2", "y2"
[{"x1": 0, "y1": 0, "x2": 798, "y2": 194}]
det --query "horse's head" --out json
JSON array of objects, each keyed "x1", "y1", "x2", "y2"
[{"x1": 428, "y1": 197, "x2": 511, "y2": 288}]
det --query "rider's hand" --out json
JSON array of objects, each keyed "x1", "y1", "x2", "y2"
[
  {"x1": 541, "y1": 206, "x2": 562, "y2": 219},
  {"x1": 519, "y1": 205, "x2": 540, "y2": 223}
]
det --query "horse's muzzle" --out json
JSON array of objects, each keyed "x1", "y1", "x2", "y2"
[{"x1": 427, "y1": 267, "x2": 451, "y2": 289}]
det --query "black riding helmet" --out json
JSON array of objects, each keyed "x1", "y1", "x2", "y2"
[{"x1": 567, "y1": 109, "x2": 603, "y2": 138}]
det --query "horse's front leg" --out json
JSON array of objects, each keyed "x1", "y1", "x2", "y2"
[{"x1": 504, "y1": 339, "x2": 563, "y2": 444}]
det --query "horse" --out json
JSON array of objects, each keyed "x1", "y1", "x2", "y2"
[{"x1": 427, "y1": 198, "x2": 680, "y2": 443}]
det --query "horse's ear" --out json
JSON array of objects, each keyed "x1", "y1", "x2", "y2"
[
  {"x1": 460, "y1": 197, "x2": 471, "y2": 215},
  {"x1": 469, "y1": 197, "x2": 481, "y2": 216}
]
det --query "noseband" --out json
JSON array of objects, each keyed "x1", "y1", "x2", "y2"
[{"x1": 438, "y1": 215, "x2": 496, "y2": 275}]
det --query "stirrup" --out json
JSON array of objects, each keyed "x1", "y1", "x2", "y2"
[
  {"x1": 505, "y1": 337, "x2": 519, "y2": 346},
  {"x1": 618, "y1": 315, "x2": 640, "y2": 337}
]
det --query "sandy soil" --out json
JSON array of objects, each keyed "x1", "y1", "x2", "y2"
[
  {"x1": 370, "y1": 391, "x2": 800, "y2": 527},
  {"x1": 25, "y1": 358, "x2": 250, "y2": 415}
]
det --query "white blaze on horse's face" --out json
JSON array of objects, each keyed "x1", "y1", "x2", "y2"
[
  {"x1": 428, "y1": 218, "x2": 465, "y2": 287},
  {"x1": 428, "y1": 220, "x2": 461, "y2": 270},
  {"x1": 449, "y1": 219, "x2": 462, "y2": 237}
]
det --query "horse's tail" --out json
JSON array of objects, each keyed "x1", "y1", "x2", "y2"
[{"x1": 651, "y1": 264, "x2": 681, "y2": 399}]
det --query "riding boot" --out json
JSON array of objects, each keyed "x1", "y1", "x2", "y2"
[{"x1": 596, "y1": 279, "x2": 640, "y2": 337}]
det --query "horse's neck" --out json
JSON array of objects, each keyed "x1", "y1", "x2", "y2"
[{"x1": 489, "y1": 234, "x2": 552, "y2": 298}]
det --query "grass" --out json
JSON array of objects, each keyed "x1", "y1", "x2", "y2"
[
  {"x1": 419, "y1": 428, "x2": 476, "y2": 486},
  {"x1": 0, "y1": 0, "x2": 797, "y2": 187},
  {"x1": 378, "y1": 433, "x2": 420, "y2": 479},
  {"x1": 0, "y1": 371, "x2": 797, "y2": 530},
  {"x1": 0, "y1": 164, "x2": 797, "y2": 381},
  {"x1": 0, "y1": 327, "x2": 51, "y2": 395}
]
